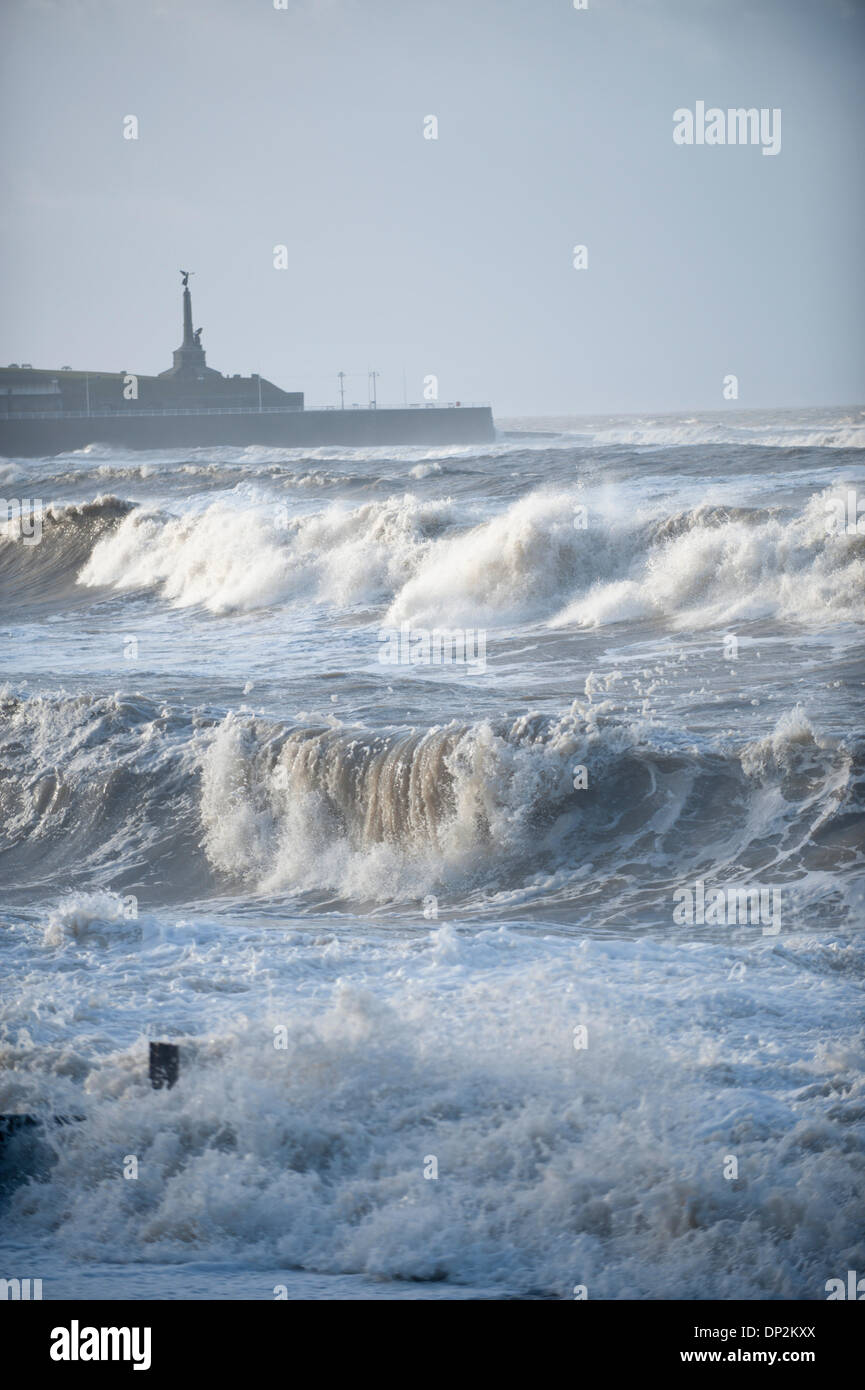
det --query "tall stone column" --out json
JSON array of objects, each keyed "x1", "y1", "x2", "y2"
[{"x1": 182, "y1": 286, "x2": 194, "y2": 347}]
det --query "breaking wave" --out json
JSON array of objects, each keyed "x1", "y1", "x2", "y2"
[
  {"x1": 0, "y1": 690, "x2": 213, "y2": 899},
  {"x1": 3, "y1": 486, "x2": 862, "y2": 632},
  {"x1": 199, "y1": 704, "x2": 863, "y2": 907},
  {"x1": 2, "y1": 689, "x2": 859, "y2": 915},
  {"x1": 76, "y1": 492, "x2": 455, "y2": 614},
  {"x1": 551, "y1": 492, "x2": 865, "y2": 629},
  {"x1": 534, "y1": 417, "x2": 865, "y2": 450},
  {"x1": 0, "y1": 496, "x2": 135, "y2": 608}
]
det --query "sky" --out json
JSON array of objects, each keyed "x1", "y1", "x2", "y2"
[{"x1": 1, "y1": 0, "x2": 863, "y2": 416}]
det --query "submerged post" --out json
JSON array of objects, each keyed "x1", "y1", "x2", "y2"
[{"x1": 149, "y1": 1041, "x2": 179, "y2": 1090}]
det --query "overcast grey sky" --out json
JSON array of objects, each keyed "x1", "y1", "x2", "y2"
[{"x1": 1, "y1": 0, "x2": 863, "y2": 416}]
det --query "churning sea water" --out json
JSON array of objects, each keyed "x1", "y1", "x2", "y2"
[{"x1": 1, "y1": 406, "x2": 863, "y2": 1299}]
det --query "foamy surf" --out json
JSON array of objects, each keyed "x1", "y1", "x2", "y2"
[
  {"x1": 2, "y1": 916, "x2": 863, "y2": 1298},
  {"x1": 0, "y1": 688, "x2": 858, "y2": 921},
  {"x1": 2, "y1": 407, "x2": 863, "y2": 1302},
  {"x1": 35, "y1": 485, "x2": 860, "y2": 633}
]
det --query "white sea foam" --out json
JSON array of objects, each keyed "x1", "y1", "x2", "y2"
[
  {"x1": 384, "y1": 490, "x2": 624, "y2": 628},
  {"x1": 43, "y1": 891, "x2": 140, "y2": 946},
  {"x1": 510, "y1": 413, "x2": 865, "y2": 451},
  {"x1": 78, "y1": 492, "x2": 455, "y2": 613},
  {"x1": 551, "y1": 491, "x2": 865, "y2": 630},
  {"x1": 71, "y1": 485, "x2": 863, "y2": 630},
  {"x1": 3, "y1": 917, "x2": 863, "y2": 1298},
  {"x1": 582, "y1": 422, "x2": 865, "y2": 450}
]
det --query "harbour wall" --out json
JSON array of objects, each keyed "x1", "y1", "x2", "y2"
[{"x1": 0, "y1": 406, "x2": 496, "y2": 456}]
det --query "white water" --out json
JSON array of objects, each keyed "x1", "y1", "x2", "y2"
[{"x1": 1, "y1": 407, "x2": 863, "y2": 1299}]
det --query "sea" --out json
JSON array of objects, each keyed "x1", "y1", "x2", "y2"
[{"x1": 1, "y1": 405, "x2": 863, "y2": 1300}]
